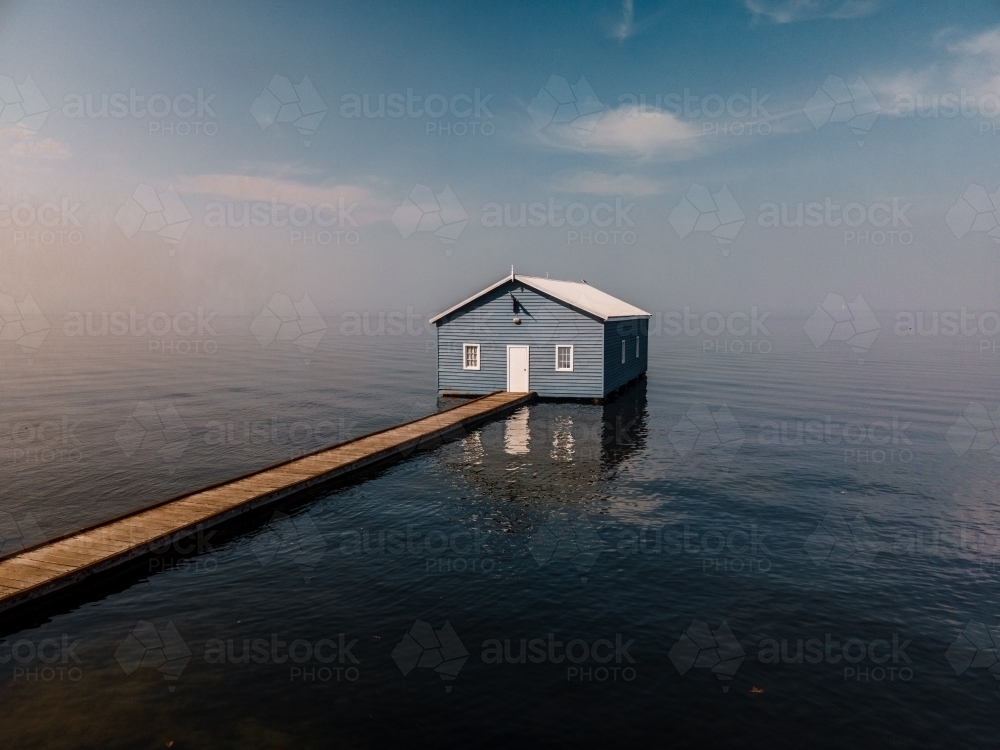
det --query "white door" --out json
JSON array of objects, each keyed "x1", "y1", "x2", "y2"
[{"x1": 506, "y1": 346, "x2": 529, "y2": 392}]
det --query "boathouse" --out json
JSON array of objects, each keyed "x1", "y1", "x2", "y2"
[{"x1": 431, "y1": 273, "x2": 650, "y2": 400}]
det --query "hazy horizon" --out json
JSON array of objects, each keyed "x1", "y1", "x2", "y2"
[{"x1": 1, "y1": 0, "x2": 999, "y2": 326}]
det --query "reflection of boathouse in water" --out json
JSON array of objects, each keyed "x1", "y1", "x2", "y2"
[{"x1": 446, "y1": 379, "x2": 649, "y2": 506}]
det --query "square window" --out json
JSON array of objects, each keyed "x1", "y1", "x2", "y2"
[
  {"x1": 556, "y1": 345, "x2": 573, "y2": 371},
  {"x1": 463, "y1": 344, "x2": 480, "y2": 370}
]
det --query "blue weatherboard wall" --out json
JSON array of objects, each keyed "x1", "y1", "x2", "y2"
[
  {"x1": 435, "y1": 280, "x2": 646, "y2": 399},
  {"x1": 603, "y1": 317, "x2": 648, "y2": 394}
]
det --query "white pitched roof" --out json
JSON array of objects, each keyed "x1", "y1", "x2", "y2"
[{"x1": 429, "y1": 274, "x2": 650, "y2": 323}]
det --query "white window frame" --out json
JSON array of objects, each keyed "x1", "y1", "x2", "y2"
[
  {"x1": 636, "y1": 336, "x2": 640, "y2": 358},
  {"x1": 463, "y1": 343, "x2": 481, "y2": 370},
  {"x1": 621, "y1": 340, "x2": 625, "y2": 364},
  {"x1": 555, "y1": 344, "x2": 574, "y2": 371}
]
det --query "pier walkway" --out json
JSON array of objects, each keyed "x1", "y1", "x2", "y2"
[{"x1": 0, "y1": 390, "x2": 534, "y2": 615}]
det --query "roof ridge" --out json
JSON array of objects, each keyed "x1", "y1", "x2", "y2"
[
  {"x1": 517, "y1": 274, "x2": 586, "y2": 285},
  {"x1": 430, "y1": 274, "x2": 649, "y2": 324}
]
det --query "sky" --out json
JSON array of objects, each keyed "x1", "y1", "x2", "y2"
[{"x1": 1, "y1": 0, "x2": 1000, "y2": 320}]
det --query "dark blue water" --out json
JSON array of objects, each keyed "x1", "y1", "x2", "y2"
[{"x1": 3, "y1": 315, "x2": 1000, "y2": 748}]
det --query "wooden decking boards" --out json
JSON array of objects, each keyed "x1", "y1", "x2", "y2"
[{"x1": 0, "y1": 390, "x2": 534, "y2": 615}]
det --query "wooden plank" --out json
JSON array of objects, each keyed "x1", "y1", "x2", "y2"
[
  {"x1": 0, "y1": 390, "x2": 534, "y2": 615},
  {"x1": 0, "y1": 562, "x2": 69, "y2": 587},
  {"x1": 54, "y1": 538, "x2": 128, "y2": 559},
  {"x1": 9, "y1": 556, "x2": 77, "y2": 575}
]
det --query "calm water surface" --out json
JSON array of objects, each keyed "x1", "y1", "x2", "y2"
[{"x1": 2, "y1": 316, "x2": 1000, "y2": 747}]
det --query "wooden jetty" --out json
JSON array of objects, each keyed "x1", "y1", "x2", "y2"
[{"x1": 0, "y1": 390, "x2": 534, "y2": 615}]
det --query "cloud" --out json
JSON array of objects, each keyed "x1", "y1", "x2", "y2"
[
  {"x1": 868, "y1": 25, "x2": 1000, "y2": 112},
  {"x1": 176, "y1": 173, "x2": 391, "y2": 225},
  {"x1": 866, "y1": 69, "x2": 938, "y2": 102},
  {"x1": 0, "y1": 125, "x2": 69, "y2": 160},
  {"x1": 8, "y1": 137, "x2": 69, "y2": 160},
  {"x1": 945, "y1": 26, "x2": 1000, "y2": 58},
  {"x1": 529, "y1": 106, "x2": 704, "y2": 159},
  {"x1": 744, "y1": 0, "x2": 886, "y2": 23},
  {"x1": 550, "y1": 171, "x2": 665, "y2": 196},
  {"x1": 943, "y1": 26, "x2": 1000, "y2": 94},
  {"x1": 610, "y1": 0, "x2": 635, "y2": 41}
]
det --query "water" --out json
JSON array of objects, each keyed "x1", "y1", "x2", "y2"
[{"x1": 3, "y1": 316, "x2": 1000, "y2": 747}]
